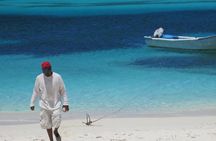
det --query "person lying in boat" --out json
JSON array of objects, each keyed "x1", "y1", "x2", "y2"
[{"x1": 153, "y1": 27, "x2": 164, "y2": 38}]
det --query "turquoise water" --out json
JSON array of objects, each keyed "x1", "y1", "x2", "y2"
[
  {"x1": 0, "y1": 1, "x2": 216, "y2": 116},
  {"x1": 1, "y1": 46, "x2": 216, "y2": 116},
  {"x1": 0, "y1": 0, "x2": 216, "y2": 16}
]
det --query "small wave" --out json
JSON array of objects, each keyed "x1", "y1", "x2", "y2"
[
  {"x1": 0, "y1": 39, "x2": 21, "y2": 45},
  {"x1": 0, "y1": 0, "x2": 216, "y2": 8}
]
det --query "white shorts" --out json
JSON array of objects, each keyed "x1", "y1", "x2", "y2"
[{"x1": 40, "y1": 108, "x2": 61, "y2": 129}]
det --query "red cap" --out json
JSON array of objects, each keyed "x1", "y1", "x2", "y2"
[{"x1": 41, "y1": 61, "x2": 51, "y2": 69}]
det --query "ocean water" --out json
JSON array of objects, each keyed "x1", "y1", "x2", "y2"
[
  {"x1": 0, "y1": 1, "x2": 216, "y2": 117},
  {"x1": 0, "y1": 0, "x2": 216, "y2": 16}
]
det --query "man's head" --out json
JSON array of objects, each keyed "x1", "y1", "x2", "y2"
[{"x1": 41, "y1": 61, "x2": 52, "y2": 77}]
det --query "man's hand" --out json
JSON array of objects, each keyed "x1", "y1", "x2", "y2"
[
  {"x1": 62, "y1": 105, "x2": 69, "y2": 112},
  {"x1": 30, "y1": 106, "x2": 35, "y2": 111}
]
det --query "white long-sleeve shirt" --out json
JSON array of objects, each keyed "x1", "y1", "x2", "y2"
[{"x1": 30, "y1": 72, "x2": 69, "y2": 111}]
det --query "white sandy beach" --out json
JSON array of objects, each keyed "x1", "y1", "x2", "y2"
[{"x1": 1, "y1": 115, "x2": 216, "y2": 141}]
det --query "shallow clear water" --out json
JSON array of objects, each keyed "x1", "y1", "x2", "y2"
[
  {"x1": 0, "y1": 1, "x2": 216, "y2": 116},
  {"x1": 2, "y1": 46, "x2": 216, "y2": 116}
]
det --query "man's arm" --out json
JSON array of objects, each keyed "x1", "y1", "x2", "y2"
[
  {"x1": 59, "y1": 76, "x2": 69, "y2": 112},
  {"x1": 30, "y1": 77, "x2": 39, "y2": 111}
]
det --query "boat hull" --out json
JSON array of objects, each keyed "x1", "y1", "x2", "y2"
[{"x1": 144, "y1": 36, "x2": 216, "y2": 50}]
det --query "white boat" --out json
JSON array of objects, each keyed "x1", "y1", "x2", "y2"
[{"x1": 144, "y1": 35, "x2": 216, "y2": 50}]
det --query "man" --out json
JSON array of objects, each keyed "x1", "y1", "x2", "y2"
[
  {"x1": 153, "y1": 27, "x2": 164, "y2": 38},
  {"x1": 30, "y1": 61, "x2": 69, "y2": 141}
]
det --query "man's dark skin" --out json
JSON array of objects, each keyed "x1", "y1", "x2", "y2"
[{"x1": 30, "y1": 67, "x2": 69, "y2": 141}]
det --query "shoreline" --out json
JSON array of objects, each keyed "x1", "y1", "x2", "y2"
[
  {"x1": 1, "y1": 116, "x2": 216, "y2": 141},
  {"x1": 1, "y1": 108, "x2": 216, "y2": 125}
]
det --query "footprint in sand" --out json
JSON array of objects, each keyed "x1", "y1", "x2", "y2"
[
  {"x1": 96, "y1": 136, "x2": 103, "y2": 139},
  {"x1": 128, "y1": 133, "x2": 133, "y2": 136}
]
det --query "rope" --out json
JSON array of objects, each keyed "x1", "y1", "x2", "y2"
[
  {"x1": 82, "y1": 88, "x2": 148, "y2": 126},
  {"x1": 82, "y1": 107, "x2": 125, "y2": 126}
]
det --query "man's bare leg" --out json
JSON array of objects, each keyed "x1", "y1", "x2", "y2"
[
  {"x1": 54, "y1": 128, "x2": 61, "y2": 141},
  {"x1": 47, "y1": 128, "x2": 53, "y2": 141}
]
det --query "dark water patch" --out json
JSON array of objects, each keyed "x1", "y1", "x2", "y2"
[
  {"x1": 131, "y1": 56, "x2": 216, "y2": 69},
  {"x1": 150, "y1": 48, "x2": 216, "y2": 55},
  {"x1": 0, "y1": 10, "x2": 215, "y2": 56}
]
